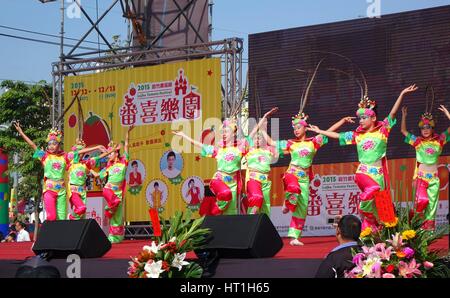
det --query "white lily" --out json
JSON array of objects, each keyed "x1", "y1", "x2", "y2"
[
  {"x1": 143, "y1": 241, "x2": 161, "y2": 254},
  {"x1": 144, "y1": 260, "x2": 164, "y2": 278},
  {"x1": 171, "y1": 252, "x2": 190, "y2": 271}
]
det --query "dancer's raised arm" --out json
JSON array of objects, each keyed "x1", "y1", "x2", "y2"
[
  {"x1": 438, "y1": 105, "x2": 450, "y2": 134},
  {"x1": 249, "y1": 107, "x2": 279, "y2": 139},
  {"x1": 326, "y1": 116, "x2": 355, "y2": 132},
  {"x1": 389, "y1": 84, "x2": 418, "y2": 119},
  {"x1": 307, "y1": 125, "x2": 340, "y2": 139},
  {"x1": 400, "y1": 106, "x2": 409, "y2": 137},
  {"x1": 124, "y1": 125, "x2": 134, "y2": 157},
  {"x1": 172, "y1": 130, "x2": 204, "y2": 149},
  {"x1": 13, "y1": 121, "x2": 37, "y2": 150}
]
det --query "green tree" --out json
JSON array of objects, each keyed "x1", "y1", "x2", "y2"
[{"x1": 0, "y1": 80, "x2": 53, "y2": 238}]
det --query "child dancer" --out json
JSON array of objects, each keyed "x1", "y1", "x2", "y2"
[
  {"x1": 99, "y1": 126, "x2": 133, "y2": 243},
  {"x1": 14, "y1": 123, "x2": 70, "y2": 221},
  {"x1": 67, "y1": 139, "x2": 115, "y2": 220},
  {"x1": 401, "y1": 100, "x2": 450, "y2": 230},
  {"x1": 308, "y1": 85, "x2": 418, "y2": 232},
  {"x1": 173, "y1": 117, "x2": 248, "y2": 215},
  {"x1": 245, "y1": 107, "x2": 279, "y2": 216}
]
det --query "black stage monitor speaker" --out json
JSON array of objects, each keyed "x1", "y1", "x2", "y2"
[
  {"x1": 200, "y1": 214, "x2": 283, "y2": 258},
  {"x1": 32, "y1": 219, "x2": 111, "y2": 258}
]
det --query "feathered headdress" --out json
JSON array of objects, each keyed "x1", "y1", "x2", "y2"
[
  {"x1": 292, "y1": 58, "x2": 326, "y2": 127},
  {"x1": 310, "y1": 51, "x2": 376, "y2": 118},
  {"x1": 46, "y1": 128, "x2": 63, "y2": 143},
  {"x1": 357, "y1": 96, "x2": 377, "y2": 118},
  {"x1": 222, "y1": 72, "x2": 249, "y2": 133},
  {"x1": 419, "y1": 86, "x2": 436, "y2": 128},
  {"x1": 107, "y1": 141, "x2": 120, "y2": 152},
  {"x1": 71, "y1": 138, "x2": 86, "y2": 151}
]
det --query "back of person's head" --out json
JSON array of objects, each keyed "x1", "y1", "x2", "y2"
[
  {"x1": 15, "y1": 256, "x2": 60, "y2": 278},
  {"x1": 8, "y1": 232, "x2": 17, "y2": 242},
  {"x1": 338, "y1": 215, "x2": 361, "y2": 242}
]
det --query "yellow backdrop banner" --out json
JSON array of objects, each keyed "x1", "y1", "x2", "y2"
[{"x1": 64, "y1": 58, "x2": 222, "y2": 221}]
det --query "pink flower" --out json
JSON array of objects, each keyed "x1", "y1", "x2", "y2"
[
  {"x1": 373, "y1": 243, "x2": 393, "y2": 261},
  {"x1": 113, "y1": 167, "x2": 121, "y2": 174},
  {"x1": 423, "y1": 261, "x2": 434, "y2": 269},
  {"x1": 382, "y1": 273, "x2": 395, "y2": 278},
  {"x1": 258, "y1": 156, "x2": 267, "y2": 163},
  {"x1": 352, "y1": 253, "x2": 365, "y2": 265},
  {"x1": 52, "y1": 162, "x2": 62, "y2": 170},
  {"x1": 359, "y1": 165, "x2": 368, "y2": 172},
  {"x1": 402, "y1": 247, "x2": 415, "y2": 259},
  {"x1": 344, "y1": 271, "x2": 357, "y2": 278},
  {"x1": 361, "y1": 140, "x2": 375, "y2": 151},
  {"x1": 371, "y1": 262, "x2": 382, "y2": 278},
  {"x1": 224, "y1": 153, "x2": 235, "y2": 162},
  {"x1": 386, "y1": 233, "x2": 404, "y2": 250},
  {"x1": 76, "y1": 171, "x2": 84, "y2": 177},
  {"x1": 398, "y1": 259, "x2": 422, "y2": 278},
  {"x1": 425, "y1": 147, "x2": 436, "y2": 155},
  {"x1": 298, "y1": 149, "x2": 310, "y2": 157}
]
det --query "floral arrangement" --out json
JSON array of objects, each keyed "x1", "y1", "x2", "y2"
[
  {"x1": 128, "y1": 211, "x2": 210, "y2": 278},
  {"x1": 345, "y1": 206, "x2": 450, "y2": 278}
]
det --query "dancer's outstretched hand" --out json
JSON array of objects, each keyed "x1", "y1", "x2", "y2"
[
  {"x1": 263, "y1": 107, "x2": 279, "y2": 118},
  {"x1": 438, "y1": 105, "x2": 450, "y2": 120},
  {"x1": 172, "y1": 130, "x2": 185, "y2": 137},
  {"x1": 401, "y1": 84, "x2": 418, "y2": 95},
  {"x1": 342, "y1": 116, "x2": 356, "y2": 124},
  {"x1": 307, "y1": 124, "x2": 321, "y2": 133},
  {"x1": 402, "y1": 106, "x2": 408, "y2": 117},
  {"x1": 12, "y1": 121, "x2": 23, "y2": 133}
]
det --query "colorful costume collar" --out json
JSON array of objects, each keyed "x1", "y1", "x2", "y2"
[
  {"x1": 355, "y1": 121, "x2": 384, "y2": 133},
  {"x1": 45, "y1": 149, "x2": 65, "y2": 156},
  {"x1": 417, "y1": 133, "x2": 440, "y2": 142}
]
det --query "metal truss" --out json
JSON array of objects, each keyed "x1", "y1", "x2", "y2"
[
  {"x1": 125, "y1": 224, "x2": 154, "y2": 239},
  {"x1": 52, "y1": 38, "x2": 243, "y2": 126}
]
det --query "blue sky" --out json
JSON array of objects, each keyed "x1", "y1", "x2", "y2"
[{"x1": 1, "y1": 0, "x2": 449, "y2": 84}]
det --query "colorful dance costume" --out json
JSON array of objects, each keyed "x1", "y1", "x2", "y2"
[
  {"x1": 99, "y1": 149, "x2": 129, "y2": 243},
  {"x1": 201, "y1": 119, "x2": 248, "y2": 215},
  {"x1": 278, "y1": 113, "x2": 328, "y2": 239},
  {"x1": 67, "y1": 143, "x2": 97, "y2": 220},
  {"x1": 245, "y1": 136, "x2": 277, "y2": 216},
  {"x1": 339, "y1": 98, "x2": 396, "y2": 231},
  {"x1": 33, "y1": 129, "x2": 70, "y2": 221},
  {"x1": 405, "y1": 113, "x2": 449, "y2": 230}
]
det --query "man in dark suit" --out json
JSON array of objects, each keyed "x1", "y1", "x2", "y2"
[{"x1": 315, "y1": 215, "x2": 362, "y2": 278}]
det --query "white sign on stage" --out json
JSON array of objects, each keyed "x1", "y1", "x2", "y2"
[
  {"x1": 86, "y1": 195, "x2": 110, "y2": 235},
  {"x1": 270, "y1": 173, "x2": 449, "y2": 237},
  {"x1": 271, "y1": 174, "x2": 362, "y2": 237}
]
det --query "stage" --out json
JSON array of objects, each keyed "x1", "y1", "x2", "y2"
[{"x1": 0, "y1": 236, "x2": 448, "y2": 278}]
